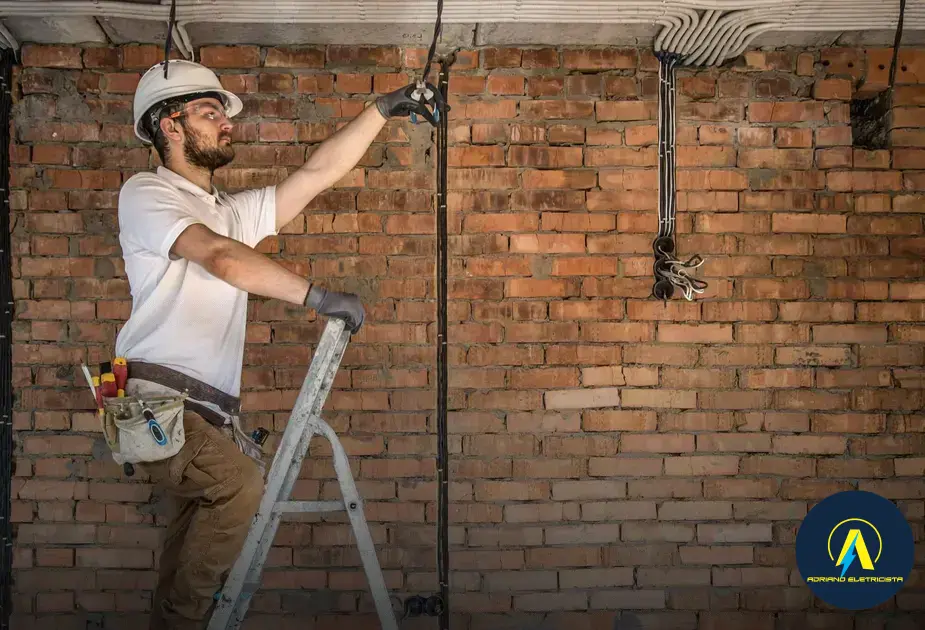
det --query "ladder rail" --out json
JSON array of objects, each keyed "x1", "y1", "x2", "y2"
[
  {"x1": 207, "y1": 318, "x2": 351, "y2": 630},
  {"x1": 316, "y1": 418, "x2": 398, "y2": 630}
]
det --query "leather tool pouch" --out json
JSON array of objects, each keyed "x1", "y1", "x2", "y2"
[{"x1": 101, "y1": 394, "x2": 188, "y2": 465}]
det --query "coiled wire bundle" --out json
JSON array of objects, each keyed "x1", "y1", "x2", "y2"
[{"x1": 652, "y1": 51, "x2": 708, "y2": 302}]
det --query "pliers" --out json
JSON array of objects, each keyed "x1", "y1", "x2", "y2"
[{"x1": 406, "y1": 80, "x2": 449, "y2": 126}]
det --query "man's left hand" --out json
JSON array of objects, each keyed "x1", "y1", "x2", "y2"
[{"x1": 375, "y1": 83, "x2": 438, "y2": 120}]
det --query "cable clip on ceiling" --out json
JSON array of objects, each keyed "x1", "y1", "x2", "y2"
[{"x1": 652, "y1": 50, "x2": 707, "y2": 302}]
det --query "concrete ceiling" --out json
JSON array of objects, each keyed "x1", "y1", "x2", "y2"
[
  {"x1": 5, "y1": 17, "x2": 925, "y2": 50},
  {"x1": 2, "y1": 1, "x2": 924, "y2": 64}
]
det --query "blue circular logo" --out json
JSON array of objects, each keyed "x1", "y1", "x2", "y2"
[{"x1": 796, "y1": 490, "x2": 914, "y2": 609}]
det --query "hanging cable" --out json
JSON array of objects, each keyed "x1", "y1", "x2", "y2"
[
  {"x1": 0, "y1": 46, "x2": 14, "y2": 630},
  {"x1": 163, "y1": 0, "x2": 178, "y2": 77},
  {"x1": 888, "y1": 0, "x2": 906, "y2": 90},
  {"x1": 850, "y1": 0, "x2": 906, "y2": 150},
  {"x1": 393, "y1": 1, "x2": 452, "y2": 626},
  {"x1": 422, "y1": 0, "x2": 444, "y2": 81},
  {"x1": 408, "y1": 0, "x2": 453, "y2": 625},
  {"x1": 652, "y1": 51, "x2": 708, "y2": 302},
  {"x1": 434, "y1": 51, "x2": 451, "y2": 630}
]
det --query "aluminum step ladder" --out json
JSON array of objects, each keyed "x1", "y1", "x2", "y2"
[{"x1": 207, "y1": 317, "x2": 399, "y2": 630}]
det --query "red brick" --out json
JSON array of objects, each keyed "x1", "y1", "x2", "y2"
[
  {"x1": 325, "y1": 46, "x2": 400, "y2": 67},
  {"x1": 699, "y1": 125, "x2": 732, "y2": 145},
  {"x1": 521, "y1": 48, "x2": 559, "y2": 68},
  {"x1": 119, "y1": 44, "x2": 170, "y2": 69},
  {"x1": 83, "y1": 47, "x2": 121, "y2": 69},
  {"x1": 102, "y1": 73, "x2": 139, "y2": 94},
  {"x1": 199, "y1": 45, "x2": 260, "y2": 68},
  {"x1": 815, "y1": 78, "x2": 852, "y2": 100},
  {"x1": 755, "y1": 77, "x2": 793, "y2": 98},
  {"x1": 566, "y1": 75, "x2": 602, "y2": 96},
  {"x1": 695, "y1": 213, "x2": 769, "y2": 234},
  {"x1": 508, "y1": 146, "x2": 583, "y2": 168},
  {"x1": 738, "y1": 128, "x2": 773, "y2": 147},
  {"x1": 816, "y1": 126, "x2": 853, "y2": 146},
  {"x1": 563, "y1": 48, "x2": 636, "y2": 70},
  {"x1": 521, "y1": 100, "x2": 594, "y2": 120},
  {"x1": 744, "y1": 51, "x2": 795, "y2": 71},
  {"x1": 773, "y1": 128, "x2": 812, "y2": 148},
  {"x1": 741, "y1": 369, "x2": 813, "y2": 389},
  {"x1": 739, "y1": 148, "x2": 813, "y2": 169},
  {"x1": 450, "y1": 168, "x2": 519, "y2": 190},
  {"x1": 605, "y1": 76, "x2": 637, "y2": 97},
  {"x1": 624, "y1": 125, "x2": 656, "y2": 146},
  {"x1": 854, "y1": 149, "x2": 890, "y2": 169},
  {"x1": 596, "y1": 101, "x2": 656, "y2": 121},
  {"x1": 677, "y1": 169, "x2": 748, "y2": 191},
  {"x1": 678, "y1": 74, "x2": 715, "y2": 98},
  {"x1": 482, "y1": 47, "x2": 522, "y2": 68},
  {"x1": 31, "y1": 145, "x2": 69, "y2": 165},
  {"x1": 895, "y1": 149, "x2": 925, "y2": 169},
  {"x1": 486, "y1": 75, "x2": 522, "y2": 95},
  {"x1": 22, "y1": 45, "x2": 82, "y2": 68},
  {"x1": 892, "y1": 129, "x2": 925, "y2": 147},
  {"x1": 828, "y1": 170, "x2": 902, "y2": 191},
  {"x1": 816, "y1": 147, "x2": 853, "y2": 169},
  {"x1": 771, "y1": 213, "x2": 847, "y2": 234},
  {"x1": 547, "y1": 124, "x2": 584, "y2": 144},
  {"x1": 679, "y1": 102, "x2": 743, "y2": 122},
  {"x1": 264, "y1": 47, "x2": 324, "y2": 68},
  {"x1": 335, "y1": 73, "x2": 370, "y2": 93},
  {"x1": 656, "y1": 324, "x2": 732, "y2": 344},
  {"x1": 748, "y1": 102, "x2": 824, "y2": 123},
  {"x1": 526, "y1": 76, "x2": 563, "y2": 97}
]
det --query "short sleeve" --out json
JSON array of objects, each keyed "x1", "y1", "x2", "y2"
[
  {"x1": 226, "y1": 185, "x2": 278, "y2": 248},
  {"x1": 118, "y1": 174, "x2": 202, "y2": 260}
]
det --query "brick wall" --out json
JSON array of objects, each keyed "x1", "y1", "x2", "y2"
[{"x1": 8, "y1": 40, "x2": 925, "y2": 628}]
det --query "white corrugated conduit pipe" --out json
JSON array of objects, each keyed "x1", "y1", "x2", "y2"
[
  {"x1": 0, "y1": 22, "x2": 16, "y2": 50},
  {"x1": 0, "y1": 0, "x2": 921, "y2": 67},
  {"x1": 660, "y1": 0, "x2": 921, "y2": 65}
]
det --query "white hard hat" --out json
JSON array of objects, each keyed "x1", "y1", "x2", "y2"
[{"x1": 133, "y1": 59, "x2": 243, "y2": 143}]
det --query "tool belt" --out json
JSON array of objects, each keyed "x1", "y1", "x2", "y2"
[
  {"x1": 90, "y1": 360, "x2": 267, "y2": 476},
  {"x1": 127, "y1": 361, "x2": 240, "y2": 428}
]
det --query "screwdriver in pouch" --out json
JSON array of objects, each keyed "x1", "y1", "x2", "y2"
[
  {"x1": 99, "y1": 361, "x2": 117, "y2": 399},
  {"x1": 113, "y1": 357, "x2": 128, "y2": 397}
]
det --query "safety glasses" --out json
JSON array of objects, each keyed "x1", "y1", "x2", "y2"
[{"x1": 165, "y1": 102, "x2": 230, "y2": 124}]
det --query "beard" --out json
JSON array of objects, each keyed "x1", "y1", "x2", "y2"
[{"x1": 182, "y1": 122, "x2": 235, "y2": 172}]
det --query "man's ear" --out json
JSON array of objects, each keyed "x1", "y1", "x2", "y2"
[{"x1": 159, "y1": 116, "x2": 183, "y2": 142}]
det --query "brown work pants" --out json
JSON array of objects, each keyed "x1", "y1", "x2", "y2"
[{"x1": 142, "y1": 410, "x2": 263, "y2": 630}]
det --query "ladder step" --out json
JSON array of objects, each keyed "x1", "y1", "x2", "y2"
[{"x1": 273, "y1": 500, "x2": 344, "y2": 514}]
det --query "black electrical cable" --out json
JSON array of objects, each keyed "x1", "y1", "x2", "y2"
[
  {"x1": 652, "y1": 52, "x2": 707, "y2": 302},
  {"x1": 421, "y1": 0, "x2": 444, "y2": 81},
  {"x1": 0, "y1": 46, "x2": 14, "y2": 630},
  {"x1": 435, "y1": 54, "x2": 451, "y2": 630},
  {"x1": 849, "y1": 0, "x2": 906, "y2": 150},
  {"x1": 888, "y1": 0, "x2": 906, "y2": 90},
  {"x1": 163, "y1": 0, "x2": 178, "y2": 78}
]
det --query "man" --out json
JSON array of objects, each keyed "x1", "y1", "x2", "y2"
[{"x1": 117, "y1": 58, "x2": 434, "y2": 629}]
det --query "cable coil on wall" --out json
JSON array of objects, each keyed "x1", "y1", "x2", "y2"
[{"x1": 652, "y1": 52, "x2": 708, "y2": 302}]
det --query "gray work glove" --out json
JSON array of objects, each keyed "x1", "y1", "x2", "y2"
[
  {"x1": 304, "y1": 285, "x2": 365, "y2": 333},
  {"x1": 375, "y1": 83, "x2": 436, "y2": 120}
]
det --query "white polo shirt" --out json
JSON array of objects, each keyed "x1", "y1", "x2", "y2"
[{"x1": 115, "y1": 166, "x2": 277, "y2": 397}]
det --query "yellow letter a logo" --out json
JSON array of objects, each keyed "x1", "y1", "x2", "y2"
[{"x1": 835, "y1": 529, "x2": 875, "y2": 575}]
